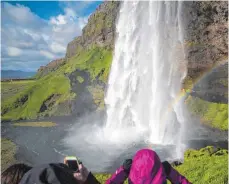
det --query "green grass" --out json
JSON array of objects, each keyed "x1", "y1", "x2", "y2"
[
  {"x1": 1, "y1": 80, "x2": 35, "y2": 103},
  {"x1": 2, "y1": 74, "x2": 71, "y2": 121},
  {"x1": 186, "y1": 96, "x2": 228, "y2": 130},
  {"x1": 77, "y1": 76, "x2": 84, "y2": 83},
  {"x1": 61, "y1": 47, "x2": 112, "y2": 83},
  {"x1": 2, "y1": 47, "x2": 112, "y2": 121},
  {"x1": 13, "y1": 121, "x2": 56, "y2": 127},
  {"x1": 94, "y1": 147, "x2": 228, "y2": 184},
  {"x1": 175, "y1": 146, "x2": 228, "y2": 184},
  {"x1": 182, "y1": 76, "x2": 194, "y2": 90},
  {"x1": 1, "y1": 138, "x2": 17, "y2": 171}
]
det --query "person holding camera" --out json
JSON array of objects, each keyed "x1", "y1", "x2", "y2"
[
  {"x1": 2, "y1": 158, "x2": 99, "y2": 184},
  {"x1": 106, "y1": 148, "x2": 191, "y2": 184},
  {"x1": 18, "y1": 162, "x2": 100, "y2": 184}
]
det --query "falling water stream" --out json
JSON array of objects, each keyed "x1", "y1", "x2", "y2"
[{"x1": 105, "y1": 1, "x2": 187, "y2": 145}]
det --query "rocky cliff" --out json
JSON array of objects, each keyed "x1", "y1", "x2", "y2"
[
  {"x1": 183, "y1": 1, "x2": 228, "y2": 79},
  {"x1": 37, "y1": 58, "x2": 65, "y2": 78},
  {"x1": 36, "y1": 1, "x2": 120, "y2": 78},
  {"x1": 40, "y1": 1, "x2": 228, "y2": 82},
  {"x1": 66, "y1": 1, "x2": 227, "y2": 81},
  {"x1": 65, "y1": 1, "x2": 120, "y2": 58}
]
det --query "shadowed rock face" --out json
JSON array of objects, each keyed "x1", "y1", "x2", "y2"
[
  {"x1": 191, "y1": 62, "x2": 228, "y2": 104},
  {"x1": 68, "y1": 70, "x2": 96, "y2": 117},
  {"x1": 183, "y1": 1, "x2": 228, "y2": 78}
]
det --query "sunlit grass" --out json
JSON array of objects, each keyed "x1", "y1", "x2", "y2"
[
  {"x1": 13, "y1": 121, "x2": 56, "y2": 127},
  {"x1": 1, "y1": 138, "x2": 17, "y2": 171},
  {"x1": 186, "y1": 96, "x2": 228, "y2": 130}
]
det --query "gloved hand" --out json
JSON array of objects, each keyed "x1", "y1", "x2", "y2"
[
  {"x1": 123, "y1": 159, "x2": 132, "y2": 175},
  {"x1": 162, "y1": 161, "x2": 171, "y2": 176}
]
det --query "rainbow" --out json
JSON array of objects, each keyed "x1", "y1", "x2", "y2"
[
  {"x1": 158, "y1": 59, "x2": 228, "y2": 134},
  {"x1": 168, "y1": 58, "x2": 228, "y2": 112}
]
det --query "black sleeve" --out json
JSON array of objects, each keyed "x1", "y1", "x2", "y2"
[
  {"x1": 84, "y1": 172, "x2": 101, "y2": 184},
  {"x1": 162, "y1": 161, "x2": 172, "y2": 176}
]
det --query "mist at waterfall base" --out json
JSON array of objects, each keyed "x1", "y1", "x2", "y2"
[{"x1": 63, "y1": 1, "x2": 192, "y2": 172}]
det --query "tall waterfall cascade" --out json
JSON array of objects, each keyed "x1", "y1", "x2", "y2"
[{"x1": 104, "y1": 1, "x2": 187, "y2": 145}]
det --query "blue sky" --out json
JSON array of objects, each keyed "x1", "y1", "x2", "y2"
[{"x1": 1, "y1": 1, "x2": 102, "y2": 71}]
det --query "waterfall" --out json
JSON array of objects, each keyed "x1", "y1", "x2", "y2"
[{"x1": 104, "y1": 1, "x2": 187, "y2": 145}]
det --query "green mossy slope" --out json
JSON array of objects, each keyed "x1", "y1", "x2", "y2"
[
  {"x1": 1, "y1": 47, "x2": 112, "y2": 121},
  {"x1": 186, "y1": 96, "x2": 228, "y2": 130},
  {"x1": 176, "y1": 146, "x2": 228, "y2": 184}
]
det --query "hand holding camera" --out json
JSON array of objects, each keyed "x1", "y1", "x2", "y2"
[{"x1": 64, "y1": 156, "x2": 89, "y2": 183}]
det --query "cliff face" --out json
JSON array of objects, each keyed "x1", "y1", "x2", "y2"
[
  {"x1": 39, "y1": 1, "x2": 228, "y2": 81},
  {"x1": 65, "y1": 1, "x2": 120, "y2": 58},
  {"x1": 37, "y1": 58, "x2": 65, "y2": 77},
  {"x1": 183, "y1": 1, "x2": 228, "y2": 79},
  {"x1": 64, "y1": 1, "x2": 227, "y2": 79}
]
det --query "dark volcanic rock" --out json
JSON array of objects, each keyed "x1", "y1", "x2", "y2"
[
  {"x1": 68, "y1": 70, "x2": 96, "y2": 117},
  {"x1": 183, "y1": 1, "x2": 228, "y2": 79}
]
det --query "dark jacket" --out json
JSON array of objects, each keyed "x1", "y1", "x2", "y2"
[{"x1": 19, "y1": 163, "x2": 100, "y2": 184}]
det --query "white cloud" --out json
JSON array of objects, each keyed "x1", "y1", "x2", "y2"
[
  {"x1": 50, "y1": 15, "x2": 67, "y2": 25},
  {"x1": 1, "y1": 2, "x2": 94, "y2": 71},
  {"x1": 40, "y1": 50, "x2": 55, "y2": 59},
  {"x1": 50, "y1": 42, "x2": 66, "y2": 53},
  {"x1": 4, "y1": 3, "x2": 35, "y2": 23},
  {"x1": 23, "y1": 29, "x2": 42, "y2": 41},
  {"x1": 7, "y1": 47, "x2": 23, "y2": 57}
]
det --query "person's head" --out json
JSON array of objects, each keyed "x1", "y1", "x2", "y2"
[
  {"x1": 128, "y1": 149, "x2": 166, "y2": 184},
  {"x1": 1, "y1": 163, "x2": 32, "y2": 184}
]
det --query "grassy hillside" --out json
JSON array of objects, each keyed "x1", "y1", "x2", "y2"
[
  {"x1": 182, "y1": 74, "x2": 228, "y2": 131},
  {"x1": 1, "y1": 47, "x2": 112, "y2": 121},
  {"x1": 186, "y1": 96, "x2": 228, "y2": 130},
  {"x1": 175, "y1": 146, "x2": 228, "y2": 184},
  {"x1": 1, "y1": 80, "x2": 35, "y2": 103}
]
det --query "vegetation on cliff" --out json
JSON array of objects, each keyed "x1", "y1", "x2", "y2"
[
  {"x1": 186, "y1": 96, "x2": 228, "y2": 130},
  {"x1": 1, "y1": 47, "x2": 112, "y2": 121}
]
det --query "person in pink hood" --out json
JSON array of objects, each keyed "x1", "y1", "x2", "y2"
[{"x1": 106, "y1": 149, "x2": 191, "y2": 184}]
